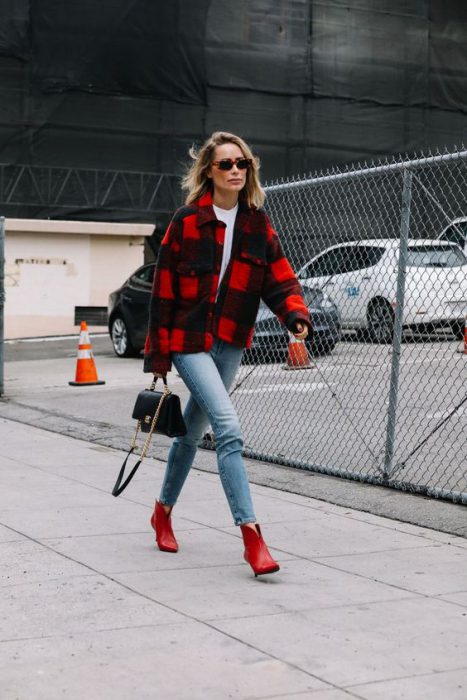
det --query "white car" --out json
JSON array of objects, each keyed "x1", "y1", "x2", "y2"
[
  {"x1": 438, "y1": 217, "x2": 467, "y2": 255},
  {"x1": 297, "y1": 239, "x2": 467, "y2": 342}
]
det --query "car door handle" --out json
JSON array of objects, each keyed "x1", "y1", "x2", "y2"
[
  {"x1": 362, "y1": 275, "x2": 372, "y2": 280},
  {"x1": 122, "y1": 294, "x2": 134, "y2": 304}
]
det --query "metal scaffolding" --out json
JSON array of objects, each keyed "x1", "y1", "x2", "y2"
[{"x1": 0, "y1": 163, "x2": 182, "y2": 217}]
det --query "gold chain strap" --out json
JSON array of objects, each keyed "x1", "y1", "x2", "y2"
[{"x1": 131, "y1": 384, "x2": 172, "y2": 458}]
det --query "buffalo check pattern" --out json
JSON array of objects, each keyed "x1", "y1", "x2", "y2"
[{"x1": 144, "y1": 191, "x2": 312, "y2": 375}]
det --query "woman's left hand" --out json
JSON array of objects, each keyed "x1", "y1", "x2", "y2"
[{"x1": 293, "y1": 322, "x2": 308, "y2": 340}]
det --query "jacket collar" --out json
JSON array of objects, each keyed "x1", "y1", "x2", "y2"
[{"x1": 196, "y1": 190, "x2": 252, "y2": 227}]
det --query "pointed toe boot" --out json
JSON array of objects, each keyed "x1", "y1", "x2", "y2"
[
  {"x1": 150, "y1": 500, "x2": 178, "y2": 553},
  {"x1": 240, "y1": 524, "x2": 280, "y2": 577}
]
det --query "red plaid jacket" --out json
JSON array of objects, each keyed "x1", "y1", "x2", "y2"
[{"x1": 143, "y1": 191, "x2": 311, "y2": 375}]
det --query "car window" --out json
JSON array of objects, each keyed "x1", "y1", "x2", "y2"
[
  {"x1": 440, "y1": 221, "x2": 467, "y2": 248},
  {"x1": 407, "y1": 245, "x2": 466, "y2": 268},
  {"x1": 302, "y1": 247, "x2": 350, "y2": 277},
  {"x1": 130, "y1": 265, "x2": 154, "y2": 288},
  {"x1": 344, "y1": 246, "x2": 387, "y2": 272},
  {"x1": 300, "y1": 245, "x2": 386, "y2": 278}
]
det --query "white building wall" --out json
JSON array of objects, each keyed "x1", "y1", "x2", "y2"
[{"x1": 4, "y1": 219, "x2": 153, "y2": 338}]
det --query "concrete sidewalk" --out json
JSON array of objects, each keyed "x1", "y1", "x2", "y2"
[{"x1": 1, "y1": 419, "x2": 467, "y2": 699}]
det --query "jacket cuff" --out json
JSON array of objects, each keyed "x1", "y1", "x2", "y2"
[
  {"x1": 284, "y1": 312, "x2": 313, "y2": 335},
  {"x1": 143, "y1": 353, "x2": 172, "y2": 376}
]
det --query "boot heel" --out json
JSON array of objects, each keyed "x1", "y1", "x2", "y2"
[{"x1": 240, "y1": 524, "x2": 280, "y2": 577}]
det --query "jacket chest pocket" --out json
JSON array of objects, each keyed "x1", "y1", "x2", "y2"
[
  {"x1": 235, "y1": 249, "x2": 268, "y2": 292},
  {"x1": 176, "y1": 260, "x2": 213, "y2": 300},
  {"x1": 239, "y1": 232, "x2": 268, "y2": 268},
  {"x1": 239, "y1": 250, "x2": 267, "y2": 266}
]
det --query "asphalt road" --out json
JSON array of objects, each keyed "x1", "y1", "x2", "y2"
[
  {"x1": 4, "y1": 333, "x2": 115, "y2": 362},
  {"x1": 235, "y1": 340, "x2": 466, "y2": 495}
]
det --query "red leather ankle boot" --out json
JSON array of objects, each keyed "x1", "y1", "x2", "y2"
[
  {"x1": 150, "y1": 500, "x2": 178, "y2": 553},
  {"x1": 240, "y1": 524, "x2": 280, "y2": 576}
]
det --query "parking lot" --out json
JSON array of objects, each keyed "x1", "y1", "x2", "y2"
[{"x1": 233, "y1": 334, "x2": 466, "y2": 495}]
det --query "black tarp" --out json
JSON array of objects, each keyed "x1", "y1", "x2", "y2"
[
  {"x1": 32, "y1": 0, "x2": 209, "y2": 103},
  {"x1": 0, "y1": 0, "x2": 30, "y2": 60},
  {"x1": 0, "y1": 0, "x2": 467, "y2": 221},
  {"x1": 206, "y1": 0, "x2": 312, "y2": 94},
  {"x1": 430, "y1": 4, "x2": 467, "y2": 110}
]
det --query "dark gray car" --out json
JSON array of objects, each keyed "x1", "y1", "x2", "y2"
[{"x1": 108, "y1": 263, "x2": 154, "y2": 357}]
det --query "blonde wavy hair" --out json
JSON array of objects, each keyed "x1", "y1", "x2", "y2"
[{"x1": 182, "y1": 131, "x2": 265, "y2": 209}]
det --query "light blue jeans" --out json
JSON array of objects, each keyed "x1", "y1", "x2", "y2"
[{"x1": 159, "y1": 339, "x2": 256, "y2": 525}]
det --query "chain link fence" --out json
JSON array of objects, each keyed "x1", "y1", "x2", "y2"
[{"x1": 221, "y1": 149, "x2": 467, "y2": 504}]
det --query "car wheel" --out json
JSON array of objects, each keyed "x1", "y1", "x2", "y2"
[
  {"x1": 366, "y1": 300, "x2": 394, "y2": 344},
  {"x1": 110, "y1": 315, "x2": 138, "y2": 357}
]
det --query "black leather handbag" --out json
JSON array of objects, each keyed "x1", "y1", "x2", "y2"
[
  {"x1": 111, "y1": 377, "x2": 186, "y2": 497},
  {"x1": 132, "y1": 382, "x2": 186, "y2": 437}
]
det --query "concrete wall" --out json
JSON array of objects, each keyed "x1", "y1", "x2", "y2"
[{"x1": 4, "y1": 219, "x2": 154, "y2": 338}]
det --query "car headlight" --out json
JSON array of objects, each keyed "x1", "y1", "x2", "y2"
[
  {"x1": 304, "y1": 287, "x2": 336, "y2": 310},
  {"x1": 319, "y1": 292, "x2": 336, "y2": 310}
]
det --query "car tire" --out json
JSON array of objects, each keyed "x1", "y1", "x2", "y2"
[
  {"x1": 366, "y1": 300, "x2": 395, "y2": 344},
  {"x1": 110, "y1": 315, "x2": 139, "y2": 357}
]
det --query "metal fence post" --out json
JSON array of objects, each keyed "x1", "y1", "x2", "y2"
[
  {"x1": 0, "y1": 216, "x2": 4, "y2": 396},
  {"x1": 383, "y1": 169, "x2": 413, "y2": 481}
]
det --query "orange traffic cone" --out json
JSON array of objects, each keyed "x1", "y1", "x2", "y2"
[
  {"x1": 69, "y1": 321, "x2": 105, "y2": 386},
  {"x1": 283, "y1": 333, "x2": 313, "y2": 370},
  {"x1": 458, "y1": 318, "x2": 467, "y2": 355}
]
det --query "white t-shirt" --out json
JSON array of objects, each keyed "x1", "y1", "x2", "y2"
[{"x1": 213, "y1": 203, "x2": 238, "y2": 292}]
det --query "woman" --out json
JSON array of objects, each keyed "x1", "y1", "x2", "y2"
[{"x1": 144, "y1": 131, "x2": 311, "y2": 577}]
